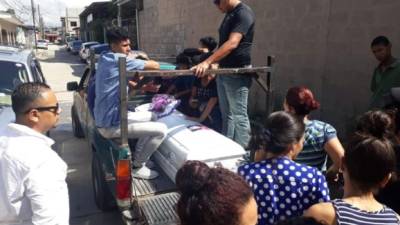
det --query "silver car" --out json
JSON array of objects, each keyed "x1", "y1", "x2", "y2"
[
  {"x1": 36, "y1": 39, "x2": 48, "y2": 50},
  {"x1": 79, "y1": 41, "x2": 99, "y2": 62},
  {"x1": 0, "y1": 46, "x2": 46, "y2": 128}
]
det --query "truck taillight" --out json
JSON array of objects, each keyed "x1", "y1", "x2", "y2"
[{"x1": 116, "y1": 159, "x2": 131, "y2": 201}]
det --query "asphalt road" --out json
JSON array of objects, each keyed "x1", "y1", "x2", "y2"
[{"x1": 38, "y1": 45, "x2": 124, "y2": 225}]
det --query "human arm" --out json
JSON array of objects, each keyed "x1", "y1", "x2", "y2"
[
  {"x1": 188, "y1": 97, "x2": 218, "y2": 123},
  {"x1": 322, "y1": 123, "x2": 344, "y2": 176},
  {"x1": 303, "y1": 202, "x2": 336, "y2": 225},
  {"x1": 144, "y1": 60, "x2": 160, "y2": 70},
  {"x1": 192, "y1": 32, "x2": 243, "y2": 77},
  {"x1": 324, "y1": 137, "x2": 345, "y2": 174}
]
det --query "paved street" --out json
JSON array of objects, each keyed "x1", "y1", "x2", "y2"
[{"x1": 38, "y1": 45, "x2": 124, "y2": 225}]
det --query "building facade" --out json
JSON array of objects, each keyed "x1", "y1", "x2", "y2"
[
  {"x1": 61, "y1": 8, "x2": 83, "y2": 42},
  {"x1": 79, "y1": 1, "x2": 117, "y2": 43},
  {"x1": 136, "y1": 0, "x2": 400, "y2": 136},
  {"x1": 0, "y1": 10, "x2": 23, "y2": 46}
]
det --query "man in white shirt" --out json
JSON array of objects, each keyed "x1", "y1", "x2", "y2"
[{"x1": 0, "y1": 83, "x2": 69, "y2": 225}]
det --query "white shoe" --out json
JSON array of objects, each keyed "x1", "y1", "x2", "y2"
[
  {"x1": 132, "y1": 160, "x2": 155, "y2": 169},
  {"x1": 132, "y1": 166, "x2": 159, "y2": 180}
]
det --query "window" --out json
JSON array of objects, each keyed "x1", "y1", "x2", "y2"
[
  {"x1": 70, "y1": 21, "x2": 77, "y2": 27},
  {"x1": 31, "y1": 60, "x2": 45, "y2": 83},
  {"x1": 0, "y1": 61, "x2": 29, "y2": 94}
]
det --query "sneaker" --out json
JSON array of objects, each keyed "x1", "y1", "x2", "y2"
[
  {"x1": 132, "y1": 166, "x2": 159, "y2": 180},
  {"x1": 132, "y1": 160, "x2": 155, "y2": 169}
]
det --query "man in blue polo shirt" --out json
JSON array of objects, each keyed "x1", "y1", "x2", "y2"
[{"x1": 94, "y1": 28, "x2": 166, "y2": 179}]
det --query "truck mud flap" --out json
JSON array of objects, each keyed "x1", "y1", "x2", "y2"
[{"x1": 139, "y1": 192, "x2": 180, "y2": 225}]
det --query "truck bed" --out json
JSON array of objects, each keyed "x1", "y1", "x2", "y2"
[{"x1": 131, "y1": 164, "x2": 179, "y2": 225}]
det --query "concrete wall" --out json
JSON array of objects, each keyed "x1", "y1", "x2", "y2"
[{"x1": 137, "y1": 0, "x2": 400, "y2": 137}]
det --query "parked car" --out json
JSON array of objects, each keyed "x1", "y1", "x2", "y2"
[
  {"x1": 70, "y1": 40, "x2": 83, "y2": 55},
  {"x1": 66, "y1": 56, "x2": 246, "y2": 224},
  {"x1": 86, "y1": 44, "x2": 110, "y2": 64},
  {"x1": 79, "y1": 41, "x2": 99, "y2": 63},
  {"x1": 36, "y1": 39, "x2": 48, "y2": 50},
  {"x1": 0, "y1": 46, "x2": 46, "y2": 129}
]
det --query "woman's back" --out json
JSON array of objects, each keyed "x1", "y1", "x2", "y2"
[
  {"x1": 295, "y1": 120, "x2": 337, "y2": 170},
  {"x1": 239, "y1": 157, "x2": 330, "y2": 225},
  {"x1": 333, "y1": 199, "x2": 399, "y2": 225}
]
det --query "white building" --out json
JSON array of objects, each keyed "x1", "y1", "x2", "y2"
[
  {"x1": 0, "y1": 10, "x2": 23, "y2": 45},
  {"x1": 61, "y1": 8, "x2": 83, "y2": 41}
]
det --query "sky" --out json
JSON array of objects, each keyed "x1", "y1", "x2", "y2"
[{"x1": 0, "y1": 0, "x2": 106, "y2": 27}]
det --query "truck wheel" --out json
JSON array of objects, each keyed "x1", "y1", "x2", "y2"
[
  {"x1": 92, "y1": 152, "x2": 116, "y2": 211},
  {"x1": 71, "y1": 107, "x2": 84, "y2": 138}
]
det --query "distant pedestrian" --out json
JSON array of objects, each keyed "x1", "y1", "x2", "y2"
[
  {"x1": 192, "y1": 0, "x2": 255, "y2": 148},
  {"x1": 0, "y1": 83, "x2": 69, "y2": 225}
]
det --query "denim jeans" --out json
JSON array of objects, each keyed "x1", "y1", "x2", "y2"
[{"x1": 217, "y1": 74, "x2": 252, "y2": 148}]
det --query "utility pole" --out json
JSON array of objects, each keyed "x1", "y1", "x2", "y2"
[
  {"x1": 37, "y1": 4, "x2": 44, "y2": 39},
  {"x1": 30, "y1": 0, "x2": 37, "y2": 51}
]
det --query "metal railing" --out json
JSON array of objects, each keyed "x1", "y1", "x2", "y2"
[{"x1": 118, "y1": 56, "x2": 275, "y2": 148}]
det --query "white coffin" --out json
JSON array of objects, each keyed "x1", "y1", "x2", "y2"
[{"x1": 135, "y1": 104, "x2": 246, "y2": 182}]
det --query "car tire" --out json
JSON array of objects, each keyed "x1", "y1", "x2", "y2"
[
  {"x1": 92, "y1": 152, "x2": 116, "y2": 211},
  {"x1": 71, "y1": 106, "x2": 85, "y2": 138}
]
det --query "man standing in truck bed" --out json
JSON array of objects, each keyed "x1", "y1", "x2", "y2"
[{"x1": 192, "y1": 0, "x2": 255, "y2": 148}]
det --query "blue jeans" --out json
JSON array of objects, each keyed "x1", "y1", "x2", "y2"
[{"x1": 217, "y1": 74, "x2": 252, "y2": 148}]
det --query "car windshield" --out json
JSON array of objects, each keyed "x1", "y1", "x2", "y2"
[
  {"x1": 38, "y1": 40, "x2": 46, "y2": 43},
  {"x1": 0, "y1": 61, "x2": 29, "y2": 94},
  {"x1": 93, "y1": 45, "x2": 110, "y2": 54},
  {"x1": 73, "y1": 41, "x2": 82, "y2": 47}
]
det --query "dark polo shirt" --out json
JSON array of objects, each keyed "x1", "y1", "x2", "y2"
[{"x1": 218, "y1": 2, "x2": 255, "y2": 68}]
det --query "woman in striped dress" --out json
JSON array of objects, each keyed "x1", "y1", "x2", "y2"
[
  {"x1": 284, "y1": 86, "x2": 344, "y2": 175},
  {"x1": 304, "y1": 133, "x2": 400, "y2": 224}
]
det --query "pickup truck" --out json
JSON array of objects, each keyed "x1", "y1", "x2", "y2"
[{"x1": 66, "y1": 54, "x2": 273, "y2": 224}]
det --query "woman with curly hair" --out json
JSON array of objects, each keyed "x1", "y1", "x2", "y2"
[{"x1": 176, "y1": 160, "x2": 257, "y2": 225}]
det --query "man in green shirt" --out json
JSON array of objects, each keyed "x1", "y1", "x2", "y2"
[{"x1": 370, "y1": 36, "x2": 400, "y2": 108}]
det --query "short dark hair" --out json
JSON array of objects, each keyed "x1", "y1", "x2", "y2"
[
  {"x1": 251, "y1": 111, "x2": 305, "y2": 155},
  {"x1": 276, "y1": 217, "x2": 326, "y2": 225},
  {"x1": 176, "y1": 160, "x2": 253, "y2": 225},
  {"x1": 12, "y1": 82, "x2": 51, "y2": 115},
  {"x1": 371, "y1": 36, "x2": 391, "y2": 47},
  {"x1": 175, "y1": 53, "x2": 193, "y2": 67},
  {"x1": 199, "y1": 36, "x2": 217, "y2": 52},
  {"x1": 106, "y1": 28, "x2": 130, "y2": 45},
  {"x1": 345, "y1": 134, "x2": 396, "y2": 193}
]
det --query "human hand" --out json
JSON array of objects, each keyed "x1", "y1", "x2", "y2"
[
  {"x1": 128, "y1": 80, "x2": 138, "y2": 88},
  {"x1": 191, "y1": 61, "x2": 210, "y2": 77}
]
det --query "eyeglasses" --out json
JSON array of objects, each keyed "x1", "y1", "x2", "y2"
[
  {"x1": 213, "y1": 0, "x2": 220, "y2": 5},
  {"x1": 25, "y1": 103, "x2": 60, "y2": 114}
]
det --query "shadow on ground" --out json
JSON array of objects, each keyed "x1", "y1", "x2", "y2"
[{"x1": 49, "y1": 102, "x2": 123, "y2": 225}]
